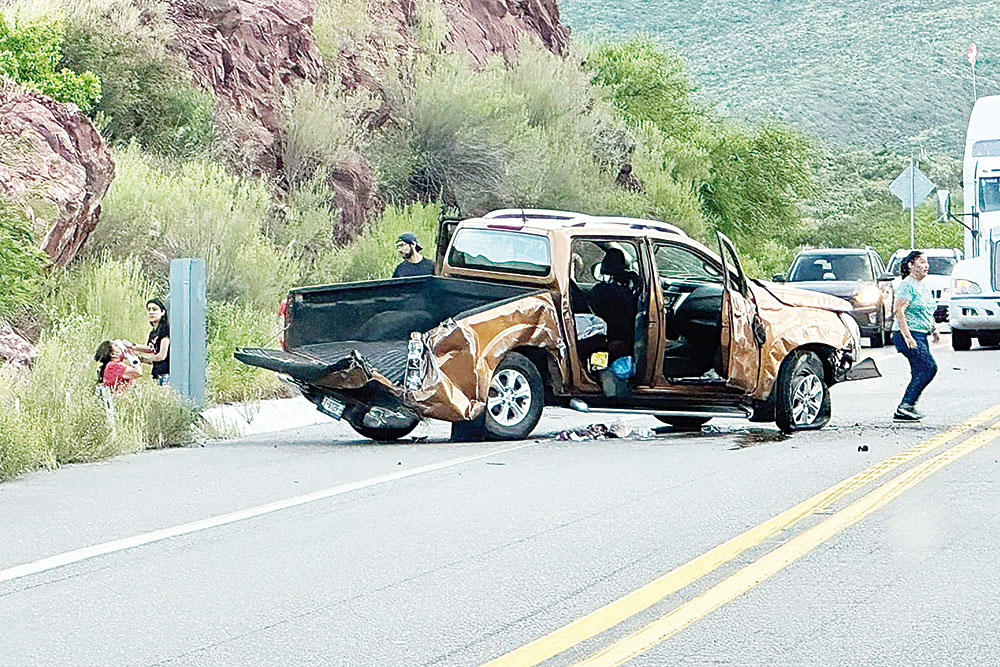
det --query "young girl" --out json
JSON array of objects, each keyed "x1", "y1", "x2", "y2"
[
  {"x1": 138, "y1": 297, "x2": 170, "y2": 385},
  {"x1": 94, "y1": 340, "x2": 142, "y2": 391}
]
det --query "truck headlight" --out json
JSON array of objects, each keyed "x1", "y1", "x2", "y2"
[
  {"x1": 953, "y1": 279, "x2": 982, "y2": 295},
  {"x1": 853, "y1": 285, "x2": 882, "y2": 306}
]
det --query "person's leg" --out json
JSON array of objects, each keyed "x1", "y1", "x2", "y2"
[
  {"x1": 905, "y1": 334, "x2": 937, "y2": 406},
  {"x1": 892, "y1": 332, "x2": 923, "y2": 417}
]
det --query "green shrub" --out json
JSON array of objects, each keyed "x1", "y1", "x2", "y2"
[
  {"x1": 58, "y1": 0, "x2": 214, "y2": 157},
  {"x1": 0, "y1": 196, "x2": 48, "y2": 315},
  {"x1": 206, "y1": 301, "x2": 284, "y2": 404},
  {"x1": 587, "y1": 37, "x2": 701, "y2": 138},
  {"x1": 310, "y1": 202, "x2": 442, "y2": 283},
  {"x1": 118, "y1": 383, "x2": 199, "y2": 449},
  {"x1": 0, "y1": 10, "x2": 100, "y2": 110},
  {"x1": 373, "y1": 40, "x2": 629, "y2": 218},
  {"x1": 280, "y1": 82, "x2": 373, "y2": 188},
  {"x1": 40, "y1": 253, "x2": 161, "y2": 342},
  {"x1": 92, "y1": 144, "x2": 298, "y2": 307}
]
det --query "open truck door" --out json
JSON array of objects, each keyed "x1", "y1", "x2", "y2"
[
  {"x1": 717, "y1": 232, "x2": 763, "y2": 394},
  {"x1": 435, "y1": 214, "x2": 462, "y2": 272}
]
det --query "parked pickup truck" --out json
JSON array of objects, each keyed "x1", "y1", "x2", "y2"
[{"x1": 236, "y1": 209, "x2": 880, "y2": 440}]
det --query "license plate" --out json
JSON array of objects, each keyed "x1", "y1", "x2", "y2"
[{"x1": 318, "y1": 395, "x2": 345, "y2": 419}]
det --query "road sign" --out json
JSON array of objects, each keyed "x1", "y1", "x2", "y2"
[
  {"x1": 890, "y1": 165, "x2": 935, "y2": 210},
  {"x1": 968, "y1": 42, "x2": 978, "y2": 65}
]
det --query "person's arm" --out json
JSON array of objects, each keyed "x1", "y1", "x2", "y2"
[
  {"x1": 893, "y1": 295, "x2": 916, "y2": 349},
  {"x1": 141, "y1": 337, "x2": 170, "y2": 363},
  {"x1": 148, "y1": 336, "x2": 169, "y2": 363},
  {"x1": 122, "y1": 362, "x2": 142, "y2": 380}
]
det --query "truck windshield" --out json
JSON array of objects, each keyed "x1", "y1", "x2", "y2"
[
  {"x1": 980, "y1": 178, "x2": 1000, "y2": 212},
  {"x1": 447, "y1": 228, "x2": 551, "y2": 276},
  {"x1": 888, "y1": 256, "x2": 958, "y2": 276}
]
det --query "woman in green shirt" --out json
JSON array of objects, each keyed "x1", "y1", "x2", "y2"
[{"x1": 891, "y1": 251, "x2": 939, "y2": 421}]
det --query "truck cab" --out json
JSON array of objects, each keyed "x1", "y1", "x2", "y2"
[{"x1": 939, "y1": 95, "x2": 1000, "y2": 349}]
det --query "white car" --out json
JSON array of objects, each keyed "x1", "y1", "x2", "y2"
[{"x1": 886, "y1": 248, "x2": 963, "y2": 323}]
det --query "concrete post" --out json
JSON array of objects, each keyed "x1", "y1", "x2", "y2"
[{"x1": 168, "y1": 258, "x2": 206, "y2": 407}]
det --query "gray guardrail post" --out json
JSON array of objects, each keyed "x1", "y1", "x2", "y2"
[{"x1": 168, "y1": 258, "x2": 206, "y2": 408}]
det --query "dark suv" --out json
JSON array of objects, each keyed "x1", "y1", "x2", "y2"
[{"x1": 774, "y1": 248, "x2": 894, "y2": 347}]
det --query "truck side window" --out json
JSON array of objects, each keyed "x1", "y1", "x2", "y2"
[{"x1": 654, "y1": 244, "x2": 722, "y2": 283}]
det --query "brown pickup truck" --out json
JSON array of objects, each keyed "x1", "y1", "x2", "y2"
[{"x1": 235, "y1": 209, "x2": 879, "y2": 440}]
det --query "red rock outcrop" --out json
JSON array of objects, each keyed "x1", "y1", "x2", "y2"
[
  {"x1": 0, "y1": 85, "x2": 115, "y2": 267},
  {"x1": 166, "y1": 0, "x2": 326, "y2": 175},
  {"x1": 0, "y1": 318, "x2": 36, "y2": 372},
  {"x1": 441, "y1": 0, "x2": 569, "y2": 66}
]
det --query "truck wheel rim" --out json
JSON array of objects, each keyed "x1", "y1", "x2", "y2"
[
  {"x1": 488, "y1": 369, "x2": 532, "y2": 426},
  {"x1": 790, "y1": 371, "x2": 823, "y2": 425}
]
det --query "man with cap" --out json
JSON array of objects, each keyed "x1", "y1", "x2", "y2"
[{"x1": 392, "y1": 232, "x2": 434, "y2": 278}]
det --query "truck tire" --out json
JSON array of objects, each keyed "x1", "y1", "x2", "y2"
[
  {"x1": 483, "y1": 352, "x2": 544, "y2": 441},
  {"x1": 952, "y1": 329, "x2": 972, "y2": 351},
  {"x1": 654, "y1": 416, "x2": 711, "y2": 430},
  {"x1": 980, "y1": 333, "x2": 1000, "y2": 347},
  {"x1": 774, "y1": 350, "x2": 831, "y2": 434},
  {"x1": 345, "y1": 406, "x2": 419, "y2": 441}
]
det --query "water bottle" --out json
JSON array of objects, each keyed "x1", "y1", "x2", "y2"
[{"x1": 405, "y1": 332, "x2": 422, "y2": 391}]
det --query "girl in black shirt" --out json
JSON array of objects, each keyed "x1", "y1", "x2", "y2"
[{"x1": 139, "y1": 297, "x2": 170, "y2": 384}]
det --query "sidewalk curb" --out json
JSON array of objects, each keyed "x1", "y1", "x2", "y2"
[{"x1": 201, "y1": 396, "x2": 328, "y2": 438}]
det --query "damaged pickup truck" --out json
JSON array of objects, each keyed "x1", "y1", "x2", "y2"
[{"x1": 235, "y1": 209, "x2": 880, "y2": 440}]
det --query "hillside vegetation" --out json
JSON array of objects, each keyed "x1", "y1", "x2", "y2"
[{"x1": 562, "y1": 0, "x2": 999, "y2": 154}]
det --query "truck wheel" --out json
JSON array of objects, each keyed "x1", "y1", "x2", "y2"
[
  {"x1": 345, "y1": 406, "x2": 419, "y2": 441},
  {"x1": 484, "y1": 352, "x2": 544, "y2": 441},
  {"x1": 952, "y1": 329, "x2": 972, "y2": 351},
  {"x1": 654, "y1": 416, "x2": 711, "y2": 430},
  {"x1": 774, "y1": 350, "x2": 831, "y2": 434}
]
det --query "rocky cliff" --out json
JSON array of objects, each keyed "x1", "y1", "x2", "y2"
[{"x1": 0, "y1": 85, "x2": 114, "y2": 268}]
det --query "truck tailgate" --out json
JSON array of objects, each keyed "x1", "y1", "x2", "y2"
[{"x1": 235, "y1": 341, "x2": 409, "y2": 385}]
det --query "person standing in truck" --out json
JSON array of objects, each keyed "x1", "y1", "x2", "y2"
[
  {"x1": 891, "y1": 251, "x2": 939, "y2": 421},
  {"x1": 392, "y1": 232, "x2": 434, "y2": 278}
]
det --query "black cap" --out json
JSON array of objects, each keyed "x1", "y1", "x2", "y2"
[{"x1": 398, "y1": 232, "x2": 422, "y2": 251}]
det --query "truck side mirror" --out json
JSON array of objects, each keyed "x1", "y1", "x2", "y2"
[
  {"x1": 772, "y1": 274, "x2": 786, "y2": 283},
  {"x1": 937, "y1": 190, "x2": 951, "y2": 224},
  {"x1": 878, "y1": 272, "x2": 895, "y2": 282}
]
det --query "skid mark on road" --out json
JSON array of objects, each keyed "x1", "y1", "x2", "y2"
[
  {"x1": 483, "y1": 401, "x2": 1000, "y2": 667},
  {"x1": 0, "y1": 442, "x2": 538, "y2": 585}
]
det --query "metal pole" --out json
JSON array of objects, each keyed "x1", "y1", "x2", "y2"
[
  {"x1": 910, "y1": 155, "x2": 915, "y2": 249},
  {"x1": 972, "y1": 59, "x2": 978, "y2": 100}
]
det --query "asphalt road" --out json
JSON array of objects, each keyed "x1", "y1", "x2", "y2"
[{"x1": 2, "y1": 339, "x2": 999, "y2": 666}]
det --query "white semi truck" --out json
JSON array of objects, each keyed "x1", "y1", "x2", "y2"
[{"x1": 938, "y1": 95, "x2": 1000, "y2": 350}]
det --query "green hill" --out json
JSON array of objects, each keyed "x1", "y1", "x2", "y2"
[{"x1": 561, "y1": 0, "x2": 999, "y2": 154}]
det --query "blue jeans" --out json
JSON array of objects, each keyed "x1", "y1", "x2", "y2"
[{"x1": 892, "y1": 331, "x2": 937, "y2": 406}]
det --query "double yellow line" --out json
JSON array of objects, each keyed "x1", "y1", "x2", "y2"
[{"x1": 485, "y1": 403, "x2": 1000, "y2": 667}]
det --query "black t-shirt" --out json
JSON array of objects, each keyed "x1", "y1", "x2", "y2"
[
  {"x1": 147, "y1": 327, "x2": 170, "y2": 378},
  {"x1": 392, "y1": 258, "x2": 434, "y2": 278}
]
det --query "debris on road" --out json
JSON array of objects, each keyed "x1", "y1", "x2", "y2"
[
  {"x1": 556, "y1": 420, "x2": 655, "y2": 441},
  {"x1": 858, "y1": 444, "x2": 869, "y2": 452}
]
